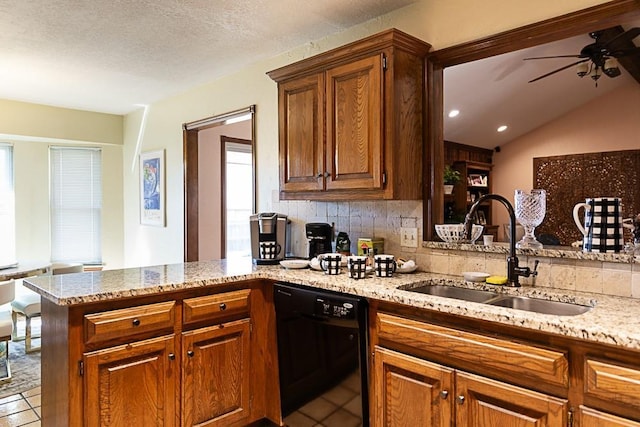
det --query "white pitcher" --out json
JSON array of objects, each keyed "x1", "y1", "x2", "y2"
[{"x1": 572, "y1": 197, "x2": 624, "y2": 253}]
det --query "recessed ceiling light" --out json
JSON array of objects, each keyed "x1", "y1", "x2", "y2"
[
  {"x1": 497, "y1": 125, "x2": 508, "y2": 132},
  {"x1": 448, "y1": 109, "x2": 460, "y2": 118}
]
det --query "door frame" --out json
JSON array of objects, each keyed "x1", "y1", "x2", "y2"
[{"x1": 183, "y1": 106, "x2": 256, "y2": 262}]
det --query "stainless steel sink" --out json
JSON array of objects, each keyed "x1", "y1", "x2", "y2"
[
  {"x1": 402, "y1": 284, "x2": 592, "y2": 316},
  {"x1": 485, "y1": 295, "x2": 591, "y2": 316},
  {"x1": 405, "y1": 285, "x2": 499, "y2": 303}
]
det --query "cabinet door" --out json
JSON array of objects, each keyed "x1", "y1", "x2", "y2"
[
  {"x1": 326, "y1": 54, "x2": 383, "y2": 191},
  {"x1": 279, "y1": 73, "x2": 325, "y2": 192},
  {"x1": 578, "y1": 406, "x2": 640, "y2": 427},
  {"x1": 373, "y1": 346, "x2": 454, "y2": 427},
  {"x1": 182, "y1": 318, "x2": 251, "y2": 427},
  {"x1": 84, "y1": 335, "x2": 177, "y2": 427},
  {"x1": 455, "y1": 371, "x2": 567, "y2": 427}
]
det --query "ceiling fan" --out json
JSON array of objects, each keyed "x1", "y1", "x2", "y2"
[{"x1": 525, "y1": 27, "x2": 640, "y2": 84}]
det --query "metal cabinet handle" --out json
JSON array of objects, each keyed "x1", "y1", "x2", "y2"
[
  {"x1": 132, "y1": 318, "x2": 141, "y2": 326},
  {"x1": 457, "y1": 395, "x2": 465, "y2": 405},
  {"x1": 168, "y1": 353, "x2": 175, "y2": 360},
  {"x1": 187, "y1": 350, "x2": 194, "y2": 357},
  {"x1": 440, "y1": 390, "x2": 449, "y2": 400},
  {"x1": 317, "y1": 173, "x2": 323, "y2": 178},
  {"x1": 324, "y1": 171, "x2": 330, "y2": 178},
  {"x1": 219, "y1": 303, "x2": 227, "y2": 311}
]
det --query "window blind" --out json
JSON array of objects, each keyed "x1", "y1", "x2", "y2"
[
  {"x1": 50, "y1": 147, "x2": 102, "y2": 264},
  {"x1": 0, "y1": 144, "x2": 16, "y2": 267}
]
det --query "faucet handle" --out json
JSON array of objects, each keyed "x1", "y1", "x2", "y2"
[{"x1": 531, "y1": 260, "x2": 539, "y2": 277}]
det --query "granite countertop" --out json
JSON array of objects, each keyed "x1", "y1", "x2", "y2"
[{"x1": 23, "y1": 258, "x2": 640, "y2": 351}]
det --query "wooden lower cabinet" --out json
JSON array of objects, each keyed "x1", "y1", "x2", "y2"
[
  {"x1": 578, "y1": 406, "x2": 640, "y2": 427},
  {"x1": 455, "y1": 371, "x2": 567, "y2": 426},
  {"x1": 372, "y1": 345, "x2": 567, "y2": 427},
  {"x1": 373, "y1": 346, "x2": 453, "y2": 427},
  {"x1": 83, "y1": 335, "x2": 178, "y2": 427},
  {"x1": 181, "y1": 318, "x2": 252, "y2": 427}
]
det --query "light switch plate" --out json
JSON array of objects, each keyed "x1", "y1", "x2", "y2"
[{"x1": 401, "y1": 227, "x2": 418, "y2": 248}]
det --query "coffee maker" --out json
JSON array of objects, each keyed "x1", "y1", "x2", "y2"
[
  {"x1": 250, "y1": 212, "x2": 288, "y2": 264},
  {"x1": 306, "y1": 223, "x2": 333, "y2": 259}
]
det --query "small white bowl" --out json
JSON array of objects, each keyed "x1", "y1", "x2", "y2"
[
  {"x1": 279, "y1": 260, "x2": 309, "y2": 269},
  {"x1": 397, "y1": 264, "x2": 418, "y2": 273},
  {"x1": 463, "y1": 271, "x2": 490, "y2": 282}
]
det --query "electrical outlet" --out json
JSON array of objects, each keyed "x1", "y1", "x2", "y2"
[{"x1": 400, "y1": 227, "x2": 418, "y2": 248}]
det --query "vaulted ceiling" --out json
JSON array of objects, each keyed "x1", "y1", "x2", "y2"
[{"x1": 444, "y1": 23, "x2": 640, "y2": 150}]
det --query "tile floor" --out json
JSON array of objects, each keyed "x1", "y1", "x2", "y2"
[
  {"x1": 0, "y1": 386, "x2": 41, "y2": 427},
  {"x1": 283, "y1": 371, "x2": 362, "y2": 427}
]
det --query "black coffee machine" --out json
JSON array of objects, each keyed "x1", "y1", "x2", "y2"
[
  {"x1": 306, "y1": 223, "x2": 333, "y2": 259},
  {"x1": 250, "y1": 212, "x2": 288, "y2": 264}
]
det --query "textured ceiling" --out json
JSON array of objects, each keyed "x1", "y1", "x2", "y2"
[{"x1": 0, "y1": 0, "x2": 416, "y2": 114}]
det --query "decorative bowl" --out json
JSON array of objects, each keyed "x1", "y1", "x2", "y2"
[{"x1": 435, "y1": 224, "x2": 484, "y2": 243}]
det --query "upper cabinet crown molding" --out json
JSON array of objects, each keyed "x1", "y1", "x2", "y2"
[
  {"x1": 268, "y1": 28, "x2": 431, "y2": 201},
  {"x1": 267, "y1": 29, "x2": 431, "y2": 82}
]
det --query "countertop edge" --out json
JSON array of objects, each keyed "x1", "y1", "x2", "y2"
[{"x1": 22, "y1": 261, "x2": 640, "y2": 352}]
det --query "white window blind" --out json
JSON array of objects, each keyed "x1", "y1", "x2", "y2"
[
  {"x1": 0, "y1": 144, "x2": 16, "y2": 267},
  {"x1": 50, "y1": 147, "x2": 102, "y2": 264}
]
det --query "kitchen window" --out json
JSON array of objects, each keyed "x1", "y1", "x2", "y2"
[
  {"x1": 0, "y1": 144, "x2": 16, "y2": 268},
  {"x1": 50, "y1": 147, "x2": 102, "y2": 264}
]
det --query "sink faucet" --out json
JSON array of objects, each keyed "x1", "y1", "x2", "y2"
[{"x1": 464, "y1": 194, "x2": 538, "y2": 287}]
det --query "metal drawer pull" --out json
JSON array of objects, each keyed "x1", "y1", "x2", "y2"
[
  {"x1": 132, "y1": 318, "x2": 141, "y2": 326},
  {"x1": 168, "y1": 353, "x2": 175, "y2": 360},
  {"x1": 187, "y1": 350, "x2": 194, "y2": 357},
  {"x1": 457, "y1": 395, "x2": 465, "y2": 405},
  {"x1": 440, "y1": 390, "x2": 449, "y2": 400},
  {"x1": 219, "y1": 303, "x2": 227, "y2": 311}
]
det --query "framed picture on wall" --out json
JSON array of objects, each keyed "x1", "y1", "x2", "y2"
[{"x1": 140, "y1": 150, "x2": 166, "y2": 226}]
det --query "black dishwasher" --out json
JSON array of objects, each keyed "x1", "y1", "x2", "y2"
[{"x1": 274, "y1": 282, "x2": 369, "y2": 426}]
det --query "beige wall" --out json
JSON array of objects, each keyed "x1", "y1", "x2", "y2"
[
  {"x1": 0, "y1": 99, "x2": 122, "y2": 145},
  {"x1": 121, "y1": 0, "x2": 610, "y2": 266},
  {"x1": 1, "y1": 100, "x2": 124, "y2": 267},
  {"x1": 492, "y1": 83, "x2": 640, "y2": 236}
]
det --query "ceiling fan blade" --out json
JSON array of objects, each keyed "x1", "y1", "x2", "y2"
[
  {"x1": 523, "y1": 55, "x2": 583, "y2": 60},
  {"x1": 603, "y1": 27, "x2": 640, "y2": 51},
  {"x1": 611, "y1": 45, "x2": 640, "y2": 58},
  {"x1": 528, "y1": 59, "x2": 590, "y2": 83}
]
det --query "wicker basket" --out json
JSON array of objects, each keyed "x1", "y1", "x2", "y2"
[{"x1": 435, "y1": 224, "x2": 484, "y2": 243}]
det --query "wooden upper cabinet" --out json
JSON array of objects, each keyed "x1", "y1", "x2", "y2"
[
  {"x1": 268, "y1": 29, "x2": 430, "y2": 200},
  {"x1": 278, "y1": 73, "x2": 324, "y2": 193},
  {"x1": 326, "y1": 54, "x2": 383, "y2": 191}
]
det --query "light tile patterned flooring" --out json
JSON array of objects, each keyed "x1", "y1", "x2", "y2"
[
  {"x1": 0, "y1": 386, "x2": 41, "y2": 427},
  {"x1": 283, "y1": 371, "x2": 362, "y2": 427}
]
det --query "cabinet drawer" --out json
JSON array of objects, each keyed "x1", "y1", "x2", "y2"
[
  {"x1": 585, "y1": 358, "x2": 640, "y2": 410},
  {"x1": 84, "y1": 301, "x2": 176, "y2": 344},
  {"x1": 183, "y1": 289, "x2": 251, "y2": 325},
  {"x1": 377, "y1": 312, "x2": 568, "y2": 388}
]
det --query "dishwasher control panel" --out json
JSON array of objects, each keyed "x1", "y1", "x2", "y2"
[{"x1": 315, "y1": 297, "x2": 356, "y2": 319}]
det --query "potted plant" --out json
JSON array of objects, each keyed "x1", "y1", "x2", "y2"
[{"x1": 443, "y1": 165, "x2": 461, "y2": 194}]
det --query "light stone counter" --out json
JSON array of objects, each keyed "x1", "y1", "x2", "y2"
[{"x1": 23, "y1": 258, "x2": 640, "y2": 351}]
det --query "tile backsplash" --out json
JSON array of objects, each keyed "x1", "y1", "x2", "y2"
[
  {"x1": 267, "y1": 192, "x2": 640, "y2": 299},
  {"x1": 269, "y1": 193, "x2": 423, "y2": 260}
]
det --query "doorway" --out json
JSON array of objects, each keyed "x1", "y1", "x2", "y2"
[{"x1": 183, "y1": 106, "x2": 256, "y2": 262}]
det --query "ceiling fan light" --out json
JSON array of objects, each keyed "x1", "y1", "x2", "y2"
[
  {"x1": 589, "y1": 66, "x2": 601, "y2": 81},
  {"x1": 576, "y1": 62, "x2": 589, "y2": 78},
  {"x1": 603, "y1": 58, "x2": 621, "y2": 77}
]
